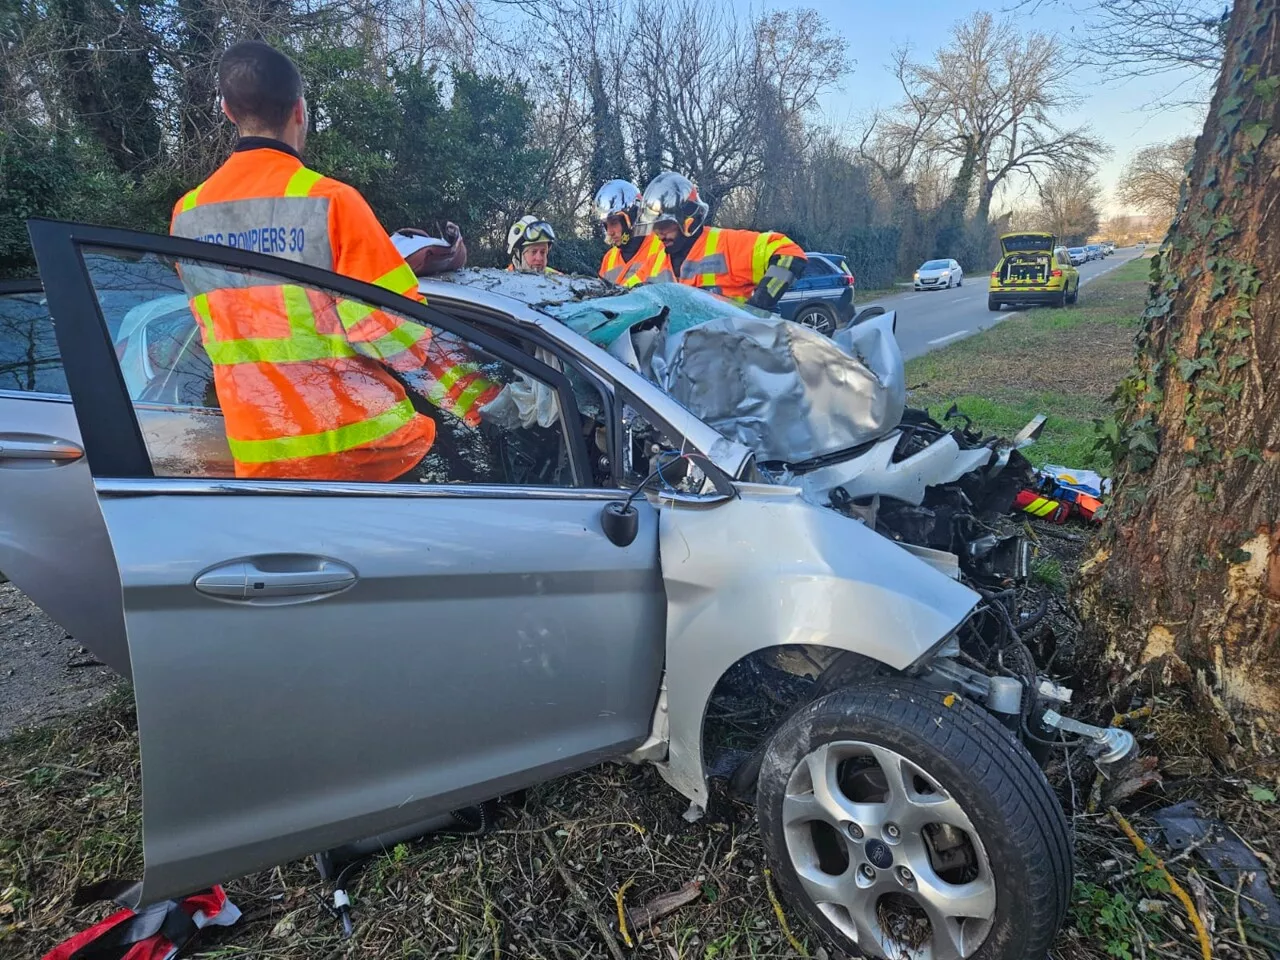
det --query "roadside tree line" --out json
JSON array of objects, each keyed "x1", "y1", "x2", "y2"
[{"x1": 1, "y1": 0, "x2": 1115, "y2": 283}]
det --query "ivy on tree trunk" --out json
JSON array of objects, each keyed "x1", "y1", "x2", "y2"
[{"x1": 1080, "y1": 0, "x2": 1280, "y2": 766}]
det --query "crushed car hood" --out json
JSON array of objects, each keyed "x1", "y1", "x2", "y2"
[{"x1": 545, "y1": 285, "x2": 905, "y2": 465}]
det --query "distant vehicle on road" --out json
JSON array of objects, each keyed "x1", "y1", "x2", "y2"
[
  {"x1": 1101, "y1": 242, "x2": 1116, "y2": 255},
  {"x1": 988, "y1": 232, "x2": 1079, "y2": 311},
  {"x1": 776, "y1": 251, "x2": 856, "y2": 336},
  {"x1": 1085, "y1": 243, "x2": 1103, "y2": 260},
  {"x1": 913, "y1": 258, "x2": 963, "y2": 290},
  {"x1": 1067, "y1": 247, "x2": 1088, "y2": 266}
]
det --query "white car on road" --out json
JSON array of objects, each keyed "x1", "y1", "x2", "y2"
[{"x1": 914, "y1": 258, "x2": 963, "y2": 290}]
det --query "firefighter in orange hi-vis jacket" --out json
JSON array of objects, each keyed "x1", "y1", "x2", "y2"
[
  {"x1": 592, "y1": 179, "x2": 673, "y2": 287},
  {"x1": 634, "y1": 171, "x2": 805, "y2": 310},
  {"x1": 170, "y1": 40, "x2": 507, "y2": 483}
]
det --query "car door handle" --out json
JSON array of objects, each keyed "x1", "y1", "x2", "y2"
[
  {"x1": 195, "y1": 556, "x2": 357, "y2": 604},
  {"x1": 0, "y1": 434, "x2": 83, "y2": 464}
]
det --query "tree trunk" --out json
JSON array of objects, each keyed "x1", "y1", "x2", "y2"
[{"x1": 1078, "y1": 0, "x2": 1280, "y2": 765}]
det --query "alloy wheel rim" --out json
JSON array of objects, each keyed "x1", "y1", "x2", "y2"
[
  {"x1": 797, "y1": 309, "x2": 833, "y2": 334},
  {"x1": 781, "y1": 739, "x2": 996, "y2": 960}
]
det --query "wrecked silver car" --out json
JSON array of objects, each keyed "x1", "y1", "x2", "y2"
[{"x1": 0, "y1": 222, "x2": 1123, "y2": 960}]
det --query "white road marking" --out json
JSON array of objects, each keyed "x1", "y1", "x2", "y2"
[{"x1": 928, "y1": 330, "x2": 970, "y2": 346}]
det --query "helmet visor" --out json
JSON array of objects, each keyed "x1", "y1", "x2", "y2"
[{"x1": 520, "y1": 220, "x2": 556, "y2": 245}]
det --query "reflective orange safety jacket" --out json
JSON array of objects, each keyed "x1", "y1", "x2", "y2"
[
  {"x1": 674, "y1": 227, "x2": 804, "y2": 302},
  {"x1": 599, "y1": 234, "x2": 674, "y2": 287},
  {"x1": 170, "y1": 141, "x2": 499, "y2": 482}
]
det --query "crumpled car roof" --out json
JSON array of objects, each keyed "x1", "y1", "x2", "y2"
[
  {"x1": 440, "y1": 267, "x2": 614, "y2": 307},
  {"x1": 437, "y1": 268, "x2": 905, "y2": 465}
]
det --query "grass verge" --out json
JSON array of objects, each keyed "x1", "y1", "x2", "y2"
[
  {"x1": 905, "y1": 256, "x2": 1152, "y2": 473},
  {"x1": 0, "y1": 693, "x2": 811, "y2": 959}
]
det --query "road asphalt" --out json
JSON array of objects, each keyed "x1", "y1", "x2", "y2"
[{"x1": 862, "y1": 246, "x2": 1149, "y2": 360}]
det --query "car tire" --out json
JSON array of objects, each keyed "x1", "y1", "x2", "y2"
[
  {"x1": 987, "y1": 296, "x2": 1001, "y2": 312},
  {"x1": 1067, "y1": 283, "x2": 1079, "y2": 305},
  {"x1": 794, "y1": 303, "x2": 838, "y2": 336},
  {"x1": 756, "y1": 679, "x2": 1071, "y2": 960},
  {"x1": 851, "y1": 305, "x2": 887, "y2": 326},
  {"x1": 1054, "y1": 289, "x2": 1067, "y2": 308}
]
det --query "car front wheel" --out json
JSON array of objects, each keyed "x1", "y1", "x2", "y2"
[
  {"x1": 756, "y1": 680, "x2": 1070, "y2": 960},
  {"x1": 794, "y1": 303, "x2": 838, "y2": 336}
]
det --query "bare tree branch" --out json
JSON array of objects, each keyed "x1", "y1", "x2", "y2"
[{"x1": 1116, "y1": 135, "x2": 1197, "y2": 218}]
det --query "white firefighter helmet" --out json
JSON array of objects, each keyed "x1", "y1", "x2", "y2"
[{"x1": 507, "y1": 215, "x2": 557, "y2": 267}]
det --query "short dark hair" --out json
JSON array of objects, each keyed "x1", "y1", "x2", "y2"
[{"x1": 218, "y1": 40, "x2": 303, "y2": 132}]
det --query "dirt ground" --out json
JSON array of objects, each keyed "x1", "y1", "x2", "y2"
[{"x1": 0, "y1": 582, "x2": 122, "y2": 740}]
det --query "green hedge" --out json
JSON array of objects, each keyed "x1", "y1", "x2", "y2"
[
  {"x1": 551, "y1": 235, "x2": 607, "y2": 276},
  {"x1": 839, "y1": 226, "x2": 902, "y2": 289}
]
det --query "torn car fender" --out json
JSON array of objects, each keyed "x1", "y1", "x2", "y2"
[{"x1": 651, "y1": 483, "x2": 980, "y2": 807}]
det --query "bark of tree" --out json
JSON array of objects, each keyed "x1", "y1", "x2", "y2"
[{"x1": 1078, "y1": 0, "x2": 1280, "y2": 767}]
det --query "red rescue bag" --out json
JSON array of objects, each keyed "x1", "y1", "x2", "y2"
[{"x1": 41, "y1": 886, "x2": 239, "y2": 960}]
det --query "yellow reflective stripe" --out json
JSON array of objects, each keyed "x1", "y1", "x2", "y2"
[
  {"x1": 333, "y1": 265, "x2": 420, "y2": 330},
  {"x1": 203, "y1": 331, "x2": 357, "y2": 365},
  {"x1": 227, "y1": 397, "x2": 417, "y2": 464},
  {"x1": 751, "y1": 232, "x2": 773, "y2": 284},
  {"x1": 700, "y1": 228, "x2": 720, "y2": 286},
  {"x1": 646, "y1": 243, "x2": 671, "y2": 282},
  {"x1": 453, "y1": 376, "x2": 495, "y2": 418},
  {"x1": 281, "y1": 284, "x2": 312, "y2": 323},
  {"x1": 180, "y1": 184, "x2": 204, "y2": 212},
  {"x1": 201, "y1": 285, "x2": 358, "y2": 366},
  {"x1": 336, "y1": 299, "x2": 375, "y2": 329},
  {"x1": 283, "y1": 167, "x2": 324, "y2": 198},
  {"x1": 373, "y1": 262, "x2": 419, "y2": 296},
  {"x1": 765, "y1": 236, "x2": 792, "y2": 261},
  {"x1": 438, "y1": 362, "x2": 480, "y2": 393},
  {"x1": 191, "y1": 294, "x2": 214, "y2": 339},
  {"x1": 602, "y1": 248, "x2": 623, "y2": 281},
  {"x1": 365, "y1": 322, "x2": 430, "y2": 362},
  {"x1": 1022, "y1": 497, "x2": 1059, "y2": 517}
]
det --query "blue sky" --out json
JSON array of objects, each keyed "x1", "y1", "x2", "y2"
[{"x1": 732, "y1": 0, "x2": 1209, "y2": 214}]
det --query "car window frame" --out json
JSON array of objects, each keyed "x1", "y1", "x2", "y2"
[
  {"x1": 448, "y1": 304, "x2": 723, "y2": 492},
  {"x1": 28, "y1": 218, "x2": 594, "y2": 488},
  {"x1": 443, "y1": 306, "x2": 620, "y2": 488},
  {"x1": 0, "y1": 278, "x2": 71, "y2": 403}
]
